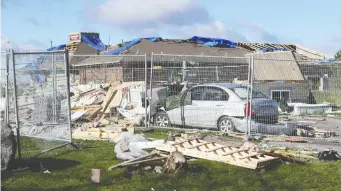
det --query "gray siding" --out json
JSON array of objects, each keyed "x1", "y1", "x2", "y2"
[{"x1": 254, "y1": 82, "x2": 310, "y2": 103}]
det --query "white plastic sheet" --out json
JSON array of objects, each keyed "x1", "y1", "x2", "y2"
[{"x1": 113, "y1": 132, "x2": 166, "y2": 160}]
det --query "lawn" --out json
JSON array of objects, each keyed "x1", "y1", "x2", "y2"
[
  {"x1": 2, "y1": 131, "x2": 341, "y2": 191},
  {"x1": 312, "y1": 90, "x2": 341, "y2": 105}
]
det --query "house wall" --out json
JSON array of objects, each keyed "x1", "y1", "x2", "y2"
[
  {"x1": 69, "y1": 42, "x2": 99, "y2": 65},
  {"x1": 74, "y1": 67, "x2": 123, "y2": 84},
  {"x1": 122, "y1": 61, "x2": 248, "y2": 84},
  {"x1": 254, "y1": 81, "x2": 311, "y2": 103}
]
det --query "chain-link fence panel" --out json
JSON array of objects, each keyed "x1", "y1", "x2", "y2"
[
  {"x1": 1, "y1": 51, "x2": 9, "y2": 122},
  {"x1": 10, "y1": 50, "x2": 72, "y2": 158},
  {"x1": 249, "y1": 54, "x2": 341, "y2": 142},
  {"x1": 148, "y1": 53, "x2": 250, "y2": 133},
  {"x1": 69, "y1": 54, "x2": 148, "y2": 129}
]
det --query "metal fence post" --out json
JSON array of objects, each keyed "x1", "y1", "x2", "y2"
[
  {"x1": 248, "y1": 55, "x2": 255, "y2": 135},
  {"x1": 147, "y1": 53, "x2": 154, "y2": 128},
  {"x1": 182, "y1": 61, "x2": 186, "y2": 82},
  {"x1": 11, "y1": 49, "x2": 22, "y2": 159},
  {"x1": 245, "y1": 56, "x2": 252, "y2": 136},
  {"x1": 5, "y1": 51, "x2": 10, "y2": 123},
  {"x1": 144, "y1": 53, "x2": 148, "y2": 129},
  {"x1": 52, "y1": 53, "x2": 57, "y2": 123},
  {"x1": 215, "y1": 65, "x2": 219, "y2": 82},
  {"x1": 64, "y1": 49, "x2": 72, "y2": 143},
  {"x1": 132, "y1": 67, "x2": 134, "y2": 82}
]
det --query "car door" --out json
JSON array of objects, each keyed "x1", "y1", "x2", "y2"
[
  {"x1": 181, "y1": 86, "x2": 205, "y2": 127},
  {"x1": 196, "y1": 86, "x2": 230, "y2": 128},
  {"x1": 166, "y1": 87, "x2": 202, "y2": 127}
]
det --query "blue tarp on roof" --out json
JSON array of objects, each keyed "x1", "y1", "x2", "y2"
[
  {"x1": 26, "y1": 56, "x2": 46, "y2": 84},
  {"x1": 25, "y1": 44, "x2": 67, "y2": 84},
  {"x1": 47, "y1": 44, "x2": 66, "y2": 51},
  {"x1": 104, "y1": 37, "x2": 161, "y2": 55},
  {"x1": 105, "y1": 38, "x2": 142, "y2": 55},
  {"x1": 319, "y1": 58, "x2": 336, "y2": 62},
  {"x1": 190, "y1": 36, "x2": 237, "y2": 48},
  {"x1": 81, "y1": 34, "x2": 107, "y2": 51},
  {"x1": 256, "y1": 48, "x2": 289, "y2": 52},
  {"x1": 145, "y1": 37, "x2": 161, "y2": 42}
]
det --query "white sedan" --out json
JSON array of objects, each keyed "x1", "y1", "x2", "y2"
[{"x1": 153, "y1": 83, "x2": 279, "y2": 134}]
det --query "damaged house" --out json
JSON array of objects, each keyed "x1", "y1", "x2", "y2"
[
  {"x1": 67, "y1": 33, "x2": 331, "y2": 104},
  {"x1": 70, "y1": 36, "x2": 252, "y2": 84},
  {"x1": 248, "y1": 51, "x2": 312, "y2": 104}
]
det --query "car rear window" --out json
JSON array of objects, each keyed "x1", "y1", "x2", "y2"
[{"x1": 232, "y1": 87, "x2": 266, "y2": 99}]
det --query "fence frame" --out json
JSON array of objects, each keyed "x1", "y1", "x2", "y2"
[
  {"x1": 248, "y1": 56, "x2": 341, "y2": 141},
  {"x1": 148, "y1": 53, "x2": 341, "y2": 142},
  {"x1": 6, "y1": 49, "x2": 73, "y2": 159},
  {"x1": 69, "y1": 53, "x2": 149, "y2": 129},
  {"x1": 148, "y1": 52, "x2": 252, "y2": 134}
]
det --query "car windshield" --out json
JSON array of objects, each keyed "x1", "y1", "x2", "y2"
[{"x1": 232, "y1": 87, "x2": 266, "y2": 99}]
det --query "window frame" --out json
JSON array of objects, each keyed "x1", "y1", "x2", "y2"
[
  {"x1": 270, "y1": 90, "x2": 291, "y2": 103},
  {"x1": 202, "y1": 86, "x2": 230, "y2": 101},
  {"x1": 190, "y1": 86, "x2": 206, "y2": 101}
]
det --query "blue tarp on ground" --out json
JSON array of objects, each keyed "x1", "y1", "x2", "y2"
[
  {"x1": 81, "y1": 34, "x2": 107, "y2": 51},
  {"x1": 190, "y1": 36, "x2": 237, "y2": 48}
]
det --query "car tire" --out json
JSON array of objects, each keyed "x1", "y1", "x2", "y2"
[
  {"x1": 217, "y1": 116, "x2": 235, "y2": 135},
  {"x1": 153, "y1": 112, "x2": 171, "y2": 127}
]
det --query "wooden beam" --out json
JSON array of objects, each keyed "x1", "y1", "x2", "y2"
[
  {"x1": 239, "y1": 153, "x2": 264, "y2": 160},
  {"x1": 221, "y1": 149, "x2": 249, "y2": 156},
  {"x1": 205, "y1": 146, "x2": 231, "y2": 152},
  {"x1": 108, "y1": 152, "x2": 159, "y2": 170},
  {"x1": 119, "y1": 157, "x2": 167, "y2": 167},
  {"x1": 187, "y1": 142, "x2": 214, "y2": 149}
]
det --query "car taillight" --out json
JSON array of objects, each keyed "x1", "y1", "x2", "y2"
[{"x1": 244, "y1": 102, "x2": 255, "y2": 116}]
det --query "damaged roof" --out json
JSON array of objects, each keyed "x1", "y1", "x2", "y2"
[
  {"x1": 107, "y1": 39, "x2": 251, "y2": 57},
  {"x1": 248, "y1": 51, "x2": 305, "y2": 81},
  {"x1": 72, "y1": 38, "x2": 252, "y2": 66}
]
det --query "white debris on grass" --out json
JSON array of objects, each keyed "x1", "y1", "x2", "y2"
[{"x1": 113, "y1": 132, "x2": 166, "y2": 160}]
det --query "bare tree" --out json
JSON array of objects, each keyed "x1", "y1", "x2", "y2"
[{"x1": 335, "y1": 50, "x2": 341, "y2": 61}]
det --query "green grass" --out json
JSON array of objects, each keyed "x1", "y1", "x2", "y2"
[
  {"x1": 312, "y1": 90, "x2": 341, "y2": 105},
  {"x1": 2, "y1": 139, "x2": 341, "y2": 191}
]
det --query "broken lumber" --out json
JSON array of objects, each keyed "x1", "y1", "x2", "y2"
[
  {"x1": 117, "y1": 157, "x2": 167, "y2": 167},
  {"x1": 108, "y1": 152, "x2": 161, "y2": 170},
  {"x1": 156, "y1": 137, "x2": 278, "y2": 170}
]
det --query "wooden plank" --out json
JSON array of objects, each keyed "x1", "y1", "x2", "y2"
[
  {"x1": 108, "y1": 152, "x2": 160, "y2": 170},
  {"x1": 221, "y1": 149, "x2": 249, "y2": 156},
  {"x1": 171, "y1": 138, "x2": 199, "y2": 146},
  {"x1": 119, "y1": 157, "x2": 167, "y2": 167},
  {"x1": 205, "y1": 145, "x2": 231, "y2": 152},
  {"x1": 187, "y1": 142, "x2": 214, "y2": 149},
  {"x1": 72, "y1": 105, "x2": 102, "y2": 110},
  {"x1": 85, "y1": 107, "x2": 103, "y2": 121},
  {"x1": 239, "y1": 153, "x2": 264, "y2": 160},
  {"x1": 257, "y1": 156, "x2": 278, "y2": 163},
  {"x1": 157, "y1": 145, "x2": 259, "y2": 169},
  {"x1": 156, "y1": 137, "x2": 277, "y2": 170},
  {"x1": 99, "y1": 88, "x2": 117, "y2": 121}
]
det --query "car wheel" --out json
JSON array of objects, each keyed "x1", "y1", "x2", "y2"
[
  {"x1": 217, "y1": 116, "x2": 235, "y2": 135},
  {"x1": 154, "y1": 112, "x2": 171, "y2": 127}
]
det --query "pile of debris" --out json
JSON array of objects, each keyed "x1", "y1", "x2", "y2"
[
  {"x1": 70, "y1": 81, "x2": 146, "y2": 140},
  {"x1": 107, "y1": 133, "x2": 329, "y2": 173}
]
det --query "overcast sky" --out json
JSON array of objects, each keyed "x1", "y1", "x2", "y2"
[{"x1": 1, "y1": 0, "x2": 341, "y2": 55}]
